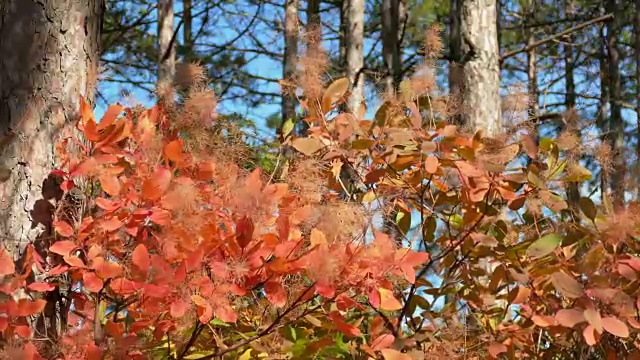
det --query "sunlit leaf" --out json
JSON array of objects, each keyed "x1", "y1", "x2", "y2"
[
  {"x1": 291, "y1": 137, "x2": 324, "y2": 156},
  {"x1": 321, "y1": 77, "x2": 350, "y2": 114},
  {"x1": 602, "y1": 316, "x2": 629, "y2": 338},
  {"x1": 550, "y1": 271, "x2": 584, "y2": 299},
  {"x1": 526, "y1": 234, "x2": 562, "y2": 259}
]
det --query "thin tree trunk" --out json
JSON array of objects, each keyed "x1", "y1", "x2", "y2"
[
  {"x1": 381, "y1": 0, "x2": 402, "y2": 94},
  {"x1": 158, "y1": 0, "x2": 176, "y2": 96},
  {"x1": 183, "y1": 0, "x2": 193, "y2": 61},
  {"x1": 635, "y1": 0, "x2": 640, "y2": 197},
  {"x1": 339, "y1": 0, "x2": 348, "y2": 72},
  {"x1": 461, "y1": 0, "x2": 502, "y2": 137},
  {"x1": 282, "y1": 0, "x2": 299, "y2": 126},
  {"x1": 449, "y1": 0, "x2": 465, "y2": 126},
  {"x1": 562, "y1": 0, "x2": 581, "y2": 212},
  {"x1": 597, "y1": 5, "x2": 610, "y2": 207},
  {"x1": 605, "y1": 0, "x2": 624, "y2": 209},
  {"x1": 346, "y1": 0, "x2": 365, "y2": 116},
  {"x1": 307, "y1": 0, "x2": 321, "y2": 32},
  {"x1": 0, "y1": 0, "x2": 104, "y2": 345}
]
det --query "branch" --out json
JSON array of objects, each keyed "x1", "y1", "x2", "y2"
[{"x1": 500, "y1": 14, "x2": 613, "y2": 63}]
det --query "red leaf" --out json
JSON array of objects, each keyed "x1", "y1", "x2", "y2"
[
  {"x1": 583, "y1": 324, "x2": 599, "y2": 346},
  {"x1": 315, "y1": 282, "x2": 336, "y2": 298},
  {"x1": 60, "y1": 179, "x2": 74, "y2": 192},
  {"x1": 27, "y1": 282, "x2": 55, "y2": 292},
  {"x1": 170, "y1": 300, "x2": 189, "y2": 318},
  {"x1": 264, "y1": 281, "x2": 287, "y2": 308},
  {"x1": 70, "y1": 157, "x2": 99, "y2": 177},
  {"x1": 53, "y1": 220, "x2": 74, "y2": 237},
  {"x1": 49, "y1": 265, "x2": 69, "y2": 276},
  {"x1": 132, "y1": 244, "x2": 150, "y2": 273},
  {"x1": 22, "y1": 342, "x2": 44, "y2": 360},
  {"x1": 0, "y1": 248, "x2": 15, "y2": 276},
  {"x1": 14, "y1": 325, "x2": 31, "y2": 339},
  {"x1": 149, "y1": 208, "x2": 171, "y2": 226},
  {"x1": 49, "y1": 240, "x2": 77, "y2": 256},
  {"x1": 18, "y1": 299, "x2": 46, "y2": 316},
  {"x1": 602, "y1": 316, "x2": 629, "y2": 338},
  {"x1": 99, "y1": 174, "x2": 121, "y2": 196},
  {"x1": 83, "y1": 272, "x2": 104, "y2": 292},
  {"x1": 555, "y1": 309, "x2": 585, "y2": 328},
  {"x1": 215, "y1": 304, "x2": 238, "y2": 323},
  {"x1": 235, "y1": 216, "x2": 254, "y2": 248},
  {"x1": 328, "y1": 311, "x2": 361, "y2": 337},
  {"x1": 0, "y1": 317, "x2": 7, "y2": 332},
  {"x1": 142, "y1": 168, "x2": 171, "y2": 200},
  {"x1": 110, "y1": 278, "x2": 138, "y2": 296}
]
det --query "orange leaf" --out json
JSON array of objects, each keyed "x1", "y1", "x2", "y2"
[
  {"x1": 531, "y1": 314, "x2": 556, "y2": 327},
  {"x1": 93, "y1": 258, "x2": 123, "y2": 279},
  {"x1": 142, "y1": 168, "x2": 172, "y2": 200},
  {"x1": 583, "y1": 324, "x2": 599, "y2": 346},
  {"x1": 550, "y1": 271, "x2": 584, "y2": 299},
  {"x1": 98, "y1": 104, "x2": 124, "y2": 130},
  {"x1": 380, "y1": 349, "x2": 411, "y2": 360},
  {"x1": 14, "y1": 325, "x2": 31, "y2": 339},
  {"x1": 132, "y1": 244, "x2": 150, "y2": 273},
  {"x1": 27, "y1": 282, "x2": 55, "y2": 292},
  {"x1": 215, "y1": 303, "x2": 238, "y2": 323},
  {"x1": 100, "y1": 217, "x2": 123, "y2": 232},
  {"x1": 95, "y1": 197, "x2": 121, "y2": 211},
  {"x1": 512, "y1": 286, "x2": 531, "y2": 305},
  {"x1": 53, "y1": 220, "x2": 74, "y2": 237},
  {"x1": 488, "y1": 342, "x2": 508, "y2": 358},
  {"x1": 602, "y1": 316, "x2": 629, "y2": 338},
  {"x1": 328, "y1": 311, "x2": 361, "y2": 337},
  {"x1": 235, "y1": 216, "x2": 254, "y2": 249},
  {"x1": 99, "y1": 174, "x2": 121, "y2": 196},
  {"x1": 378, "y1": 287, "x2": 402, "y2": 311},
  {"x1": 584, "y1": 306, "x2": 603, "y2": 334},
  {"x1": 49, "y1": 240, "x2": 77, "y2": 256},
  {"x1": 22, "y1": 342, "x2": 44, "y2": 360},
  {"x1": 424, "y1": 156, "x2": 439, "y2": 174},
  {"x1": 264, "y1": 281, "x2": 287, "y2": 308},
  {"x1": 555, "y1": 309, "x2": 585, "y2": 328},
  {"x1": 164, "y1": 139, "x2": 184, "y2": 164},
  {"x1": 63, "y1": 255, "x2": 85, "y2": 268},
  {"x1": 0, "y1": 248, "x2": 15, "y2": 276},
  {"x1": 83, "y1": 272, "x2": 104, "y2": 292},
  {"x1": 371, "y1": 334, "x2": 395, "y2": 350},
  {"x1": 196, "y1": 161, "x2": 216, "y2": 181}
]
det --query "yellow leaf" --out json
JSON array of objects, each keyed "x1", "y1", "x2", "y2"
[
  {"x1": 291, "y1": 137, "x2": 324, "y2": 156},
  {"x1": 378, "y1": 288, "x2": 402, "y2": 311},
  {"x1": 310, "y1": 229, "x2": 327, "y2": 247}
]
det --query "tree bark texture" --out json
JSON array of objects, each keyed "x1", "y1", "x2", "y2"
[
  {"x1": 0, "y1": 0, "x2": 103, "y2": 262},
  {"x1": 461, "y1": 0, "x2": 502, "y2": 137},
  {"x1": 449, "y1": 0, "x2": 464, "y2": 126},
  {"x1": 158, "y1": 0, "x2": 176, "y2": 89},
  {"x1": 282, "y1": 0, "x2": 299, "y2": 125},
  {"x1": 346, "y1": 0, "x2": 365, "y2": 116},
  {"x1": 381, "y1": 0, "x2": 402, "y2": 94}
]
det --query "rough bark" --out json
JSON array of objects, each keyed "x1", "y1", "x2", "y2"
[
  {"x1": 0, "y1": 0, "x2": 104, "y2": 343},
  {"x1": 461, "y1": 0, "x2": 502, "y2": 137},
  {"x1": 449, "y1": 0, "x2": 465, "y2": 126},
  {"x1": 597, "y1": 11, "x2": 610, "y2": 206},
  {"x1": 605, "y1": 0, "x2": 624, "y2": 208},
  {"x1": 307, "y1": 0, "x2": 321, "y2": 32},
  {"x1": 346, "y1": 0, "x2": 365, "y2": 115},
  {"x1": 158, "y1": 0, "x2": 176, "y2": 90},
  {"x1": 281, "y1": 0, "x2": 299, "y2": 125},
  {"x1": 381, "y1": 0, "x2": 402, "y2": 94}
]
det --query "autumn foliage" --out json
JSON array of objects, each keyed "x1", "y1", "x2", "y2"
[{"x1": 2, "y1": 31, "x2": 640, "y2": 360}]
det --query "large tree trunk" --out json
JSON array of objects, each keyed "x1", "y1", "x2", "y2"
[
  {"x1": 605, "y1": 0, "x2": 624, "y2": 209},
  {"x1": 183, "y1": 0, "x2": 193, "y2": 61},
  {"x1": 461, "y1": 0, "x2": 502, "y2": 137},
  {"x1": 0, "y1": 0, "x2": 104, "y2": 344},
  {"x1": 158, "y1": 0, "x2": 176, "y2": 97},
  {"x1": 346, "y1": 0, "x2": 365, "y2": 116}
]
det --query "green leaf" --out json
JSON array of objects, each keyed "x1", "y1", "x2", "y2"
[
  {"x1": 281, "y1": 118, "x2": 295, "y2": 138},
  {"x1": 209, "y1": 318, "x2": 231, "y2": 327},
  {"x1": 526, "y1": 234, "x2": 562, "y2": 259},
  {"x1": 579, "y1": 197, "x2": 597, "y2": 220}
]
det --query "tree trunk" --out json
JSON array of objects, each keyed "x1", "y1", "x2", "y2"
[
  {"x1": 158, "y1": 0, "x2": 176, "y2": 93},
  {"x1": 461, "y1": 0, "x2": 502, "y2": 137},
  {"x1": 381, "y1": 0, "x2": 402, "y2": 94},
  {"x1": 597, "y1": 5, "x2": 610, "y2": 207},
  {"x1": 183, "y1": 0, "x2": 193, "y2": 61},
  {"x1": 634, "y1": 0, "x2": 640, "y2": 197},
  {"x1": 282, "y1": 0, "x2": 299, "y2": 126},
  {"x1": 307, "y1": 0, "x2": 321, "y2": 32},
  {"x1": 449, "y1": 0, "x2": 464, "y2": 126},
  {"x1": 346, "y1": 0, "x2": 365, "y2": 115},
  {"x1": 0, "y1": 0, "x2": 104, "y2": 342},
  {"x1": 605, "y1": 0, "x2": 624, "y2": 209},
  {"x1": 562, "y1": 0, "x2": 581, "y2": 212}
]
